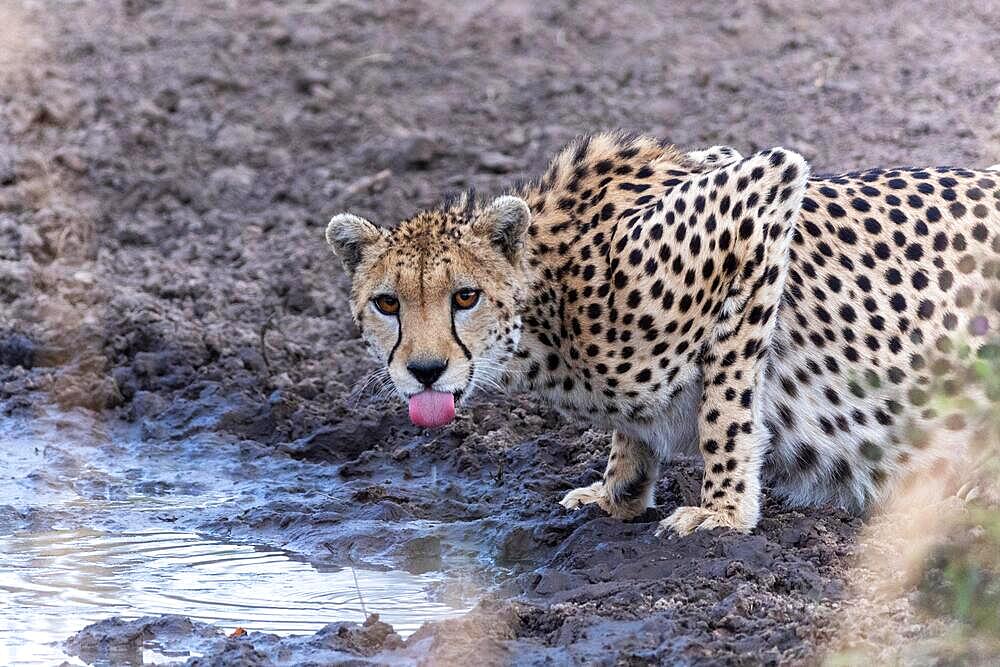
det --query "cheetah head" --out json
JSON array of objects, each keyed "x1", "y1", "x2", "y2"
[{"x1": 326, "y1": 195, "x2": 530, "y2": 427}]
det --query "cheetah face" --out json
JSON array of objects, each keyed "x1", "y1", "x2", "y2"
[{"x1": 326, "y1": 196, "x2": 530, "y2": 427}]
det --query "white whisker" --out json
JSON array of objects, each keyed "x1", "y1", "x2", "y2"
[{"x1": 349, "y1": 366, "x2": 400, "y2": 407}]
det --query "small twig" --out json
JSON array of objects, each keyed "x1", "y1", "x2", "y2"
[
  {"x1": 259, "y1": 312, "x2": 276, "y2": 373},
  {"x1": 492, "y1": 453, "x2": 505, "y2": 487},
  {"x1": 324, "y1": 543, "x2": 368, "y2": 620},
  {"x1": 350, "y1": 566, "x2": 368, "y2": 619}
]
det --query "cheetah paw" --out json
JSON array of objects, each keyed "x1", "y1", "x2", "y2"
[
  {"x1": 559, "y1": 482, "x2": 610, "y2": 513},
  {"x1": 956, "y1": 481, "x2": 981, "y2": 504},
  {"x1": 655, "y1": 505, "x2": 755, "y2": 537}
]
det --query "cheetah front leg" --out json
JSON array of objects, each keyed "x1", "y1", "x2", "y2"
[
  {"x1": 657, "y1": 148, "x2": 810, "y2": 536},
  {"x1": 655, "y1": 341, "x2": 769, "y2": 536},
  {"x1": 560, "y1": 430, "x2": 659, "y2": 520}
]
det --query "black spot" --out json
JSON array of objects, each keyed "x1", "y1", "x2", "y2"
[
  {"x1": 851, "y1": 197, "x2": 871, "y2": 212},
  {"x1": 945, "y1": 413, "x2": 966, "y2": 431},
  {"x1": 546, "y1": 353, "x2": 560, "y2": 371},
  {"x1": 860, "y1": 440, "x2": 883, "y2": 462},
  {"x1": 832, "y1": 458, "x2": 853, "y2": 484},
  {"x1": 837, "y1": 227, "x2": 857, "y2": 244},
  {"x1": 795, "y1": 443, "x2": 819, "y2": 470}
]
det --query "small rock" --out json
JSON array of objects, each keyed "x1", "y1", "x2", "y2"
[
  {"x1": 0, "y1": 333, "x2": 35, "y2": 369},
  {"x1": 73, "y1": 270, "x2": 96, "y2": 285},
  {"x1": 214, "y1": 124, "x2": 261, "y2": 152},
  {"x1": 238, "y1": 346, "x2": 267, "y2": 373},
  {"x1": 209, "y1": 165, "x2": 256, "y2": 194},
  {"x1": 719, "y1": 19, "x2": 741, "y2": 35},
  {"x1": 395, "y1": 133, "x2": 444, "y2": 169},
  {"x1": 289, "y1": 24, "x2": 325, "y2": 48},
  {"x1": 0, "y1": 147, "x2": 15, "y2": 186},
  {"x1": 117, "y1": 225, "x2": 152, "y2": 246},
  {"x1": 32, "y1": 100, "x2": 71, "y2": 126},
  {"x1": 110, "y1": 366, "x2": 137, "y2": 401},
  {"x1": 285, "y1": 288, "x2": 315, "y2": 314},
  {"x1": 478, "y1": 151, "x2": 520, "y2": 174},
  {"x1": 504, "y1": 126, "x2": 528, "y2": 147},
  {"x1": 498, "y1": 526, "x2": 539, "y2": 563},
  {"x1": 55, "y1": 150, "x2": 87, "y2": 173},
  {"x1": 267, "y1": 26, "x2": 292, "y2": 47},
  {"x1": 135, "y1": 99, "x2": 168, "y2": 124},
  {"x1": 131, "y1": 390, "x2": 168, "y2": 420},
  {"x1": 153, "y1": 88, "x2": 180, "y2": 112},
  {"x1": 294, "y1": 67, "x2": 328, "y2": 94},
  {"x1": 17, "y1": 225, "x2": 44, "y2": 255}
]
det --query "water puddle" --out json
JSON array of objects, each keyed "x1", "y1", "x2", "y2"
[
  {"x1": 0, "y1": 528, "x2": 467, "y2": 665},
  {"x1": 0, "y1": 411, "x2": 476, "y2": 665}
]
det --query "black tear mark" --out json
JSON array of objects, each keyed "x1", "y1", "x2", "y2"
[
  {"x1": 386, "y1": 314, "x2": 403, "y2": 366},
  {"x1": 451, "y1": 307, "x2": 472, "y2": 360}
]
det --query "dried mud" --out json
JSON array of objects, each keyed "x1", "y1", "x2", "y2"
[{"x1": 2, "y1": 1, "x2": 1000, "y2": 665}]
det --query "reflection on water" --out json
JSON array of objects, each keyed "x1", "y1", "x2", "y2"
[
  {"x1": 0, "y1": 411, "x2": 479, "y2": 665},
  {"x1": 0, "y1": 529, "x2": 467, "y2": 665}
]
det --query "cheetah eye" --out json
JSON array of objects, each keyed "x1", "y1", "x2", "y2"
[
  {"x1": 452, "y1": 288, "x2": 481, "y2": 310},
  {"x1": 373, "y1": 294, "x2": 400, "y2": 316}
]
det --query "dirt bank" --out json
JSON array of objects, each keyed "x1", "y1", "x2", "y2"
[{"x1": 3, "y1": 0, "x2": 1000, "y2": 664}]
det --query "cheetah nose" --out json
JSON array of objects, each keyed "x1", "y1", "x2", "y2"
[{"x1": 407, "y1": 359, "x2": 448, "y2": 387}]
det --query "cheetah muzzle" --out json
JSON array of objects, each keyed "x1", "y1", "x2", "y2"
[{"x1": 326, "y1": 132, "x2": 1000, "y2": 537}]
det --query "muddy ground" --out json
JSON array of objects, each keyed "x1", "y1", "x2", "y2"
[{"x1": 2, "y1": 0, "x2": 1000, "y2": 664}]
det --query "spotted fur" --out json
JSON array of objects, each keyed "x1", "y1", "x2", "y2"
[{"x1": 327, "y1": 132, "x2": 1000, "y2": 535}]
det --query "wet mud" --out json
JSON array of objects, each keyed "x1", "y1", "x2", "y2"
[{"x1": 2, "y1": 0, "x2": 1000, "y2": 664}]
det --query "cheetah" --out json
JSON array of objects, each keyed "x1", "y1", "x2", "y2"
[{"x1": 326, "y1": 132, "x2": 1000, "y2": 535}]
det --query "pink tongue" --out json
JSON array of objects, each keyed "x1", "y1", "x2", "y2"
[{"x1": 408, "y1": 390, "x2": 456, "y2": 428}]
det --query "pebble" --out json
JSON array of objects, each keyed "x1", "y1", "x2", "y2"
[
  {"x1": 153, "y1": 88, "x2": 180, "y2": 113},
  {"x1": 55, "y1": 150, "x2": 87, "y2": 174},
  {"x1": 209, "y1": 165, "x2": 256, "y2": 194},
  {"x1": 213, "y1": 124, "x2": 261, "y2": 152},
  {"x1": 18, "y1": 225, "x2": 44, "y2": 255},
  {"x1": 294, "y1": 68, "x2": 328, "y2": 94},
  {"x1": 395, "y1": 133, "x2": 444, "y2": 169},
  {"x1": 478, "y1": 151, "x2": 520, "y2": 174},
  {"x1": 0, "y1": 146, "x2": 15, "y2": 185},
  {"x1": 0, "y1": 333, "x2": 35, "y2": 369},
  {"x1": 73, "y1": 270, "x2": 96, "y2": 285}
]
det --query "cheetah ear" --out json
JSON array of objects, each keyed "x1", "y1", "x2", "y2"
[
  {"x1": 475, "y1": 195, "x2": 531, "y2": 263},
  {"x1": 326, "y1": 213, "x2": 385, "y2": 274}
]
